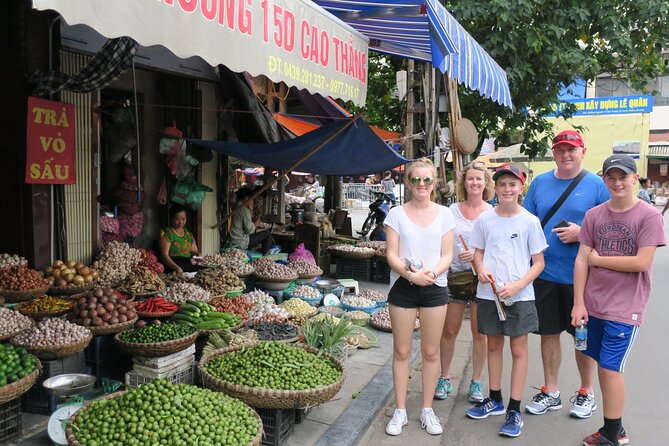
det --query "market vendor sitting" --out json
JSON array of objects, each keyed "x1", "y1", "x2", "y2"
[
  {"x1": 159, "y1": 204, "x2": 201, "y2": 273},
  {"x1": 230, "y1": 188, "x2": 273, "y2": 255}
]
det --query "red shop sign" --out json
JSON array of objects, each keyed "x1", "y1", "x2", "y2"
[{"x1": 25, "y1": 97, "x2": 76, "y2": 184}]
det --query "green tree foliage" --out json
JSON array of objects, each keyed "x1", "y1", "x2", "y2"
[
  {"x1": 351, "y1": 53, "x2": 405, "y2": 132},
  {"x1": 446, "y1": 0, "x2": 669, "y2": 157}
]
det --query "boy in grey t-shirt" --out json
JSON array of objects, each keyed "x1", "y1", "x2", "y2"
[{"x1": 466, "y1": 165, "x2": 548, "y2": 438}]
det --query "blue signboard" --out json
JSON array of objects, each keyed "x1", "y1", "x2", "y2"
[{"x1": 550, "y1": 94, "x2": 654, "y2": 116}]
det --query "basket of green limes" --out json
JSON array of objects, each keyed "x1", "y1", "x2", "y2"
[
  {"x1": 198, "y1": 341, "x2": 345, "y2": 409},
  {"x1": 114, "y1": 323, "x2": 198, "y2": 357},
  {"x1": 65, "y1": 381, "x2": 263, "y2": 446}
]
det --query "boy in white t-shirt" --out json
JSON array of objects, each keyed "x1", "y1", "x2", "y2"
[{"x1": 465, "y1": 165, "x2": 548, "y2": 438}]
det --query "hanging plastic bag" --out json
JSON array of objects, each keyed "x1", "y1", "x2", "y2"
[
  {"x1": 171, "y1": 178, "x2": 213, "y2": 210},
  {"x1": 289, "y1": 243, "x2": 316, "y2": 264}
]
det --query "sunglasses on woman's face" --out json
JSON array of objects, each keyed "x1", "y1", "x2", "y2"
[{"x1": 410, "y1": 176, "x2": 434, "y2": 185}]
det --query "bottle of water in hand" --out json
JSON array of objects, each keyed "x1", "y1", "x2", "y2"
[{"x1": 575, "y1": 321, "x2": 588, "y2": 351}]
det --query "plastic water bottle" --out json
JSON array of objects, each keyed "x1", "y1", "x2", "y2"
[{"x1": 575, "y1": 322, "x2": 588, "y2": 351}]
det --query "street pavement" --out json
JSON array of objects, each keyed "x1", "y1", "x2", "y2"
[{"x1": 358, "y1": 206, "x2": 669, "y2": 445}]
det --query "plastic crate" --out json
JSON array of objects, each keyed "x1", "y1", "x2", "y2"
[
  {"x1": 335, "y1": 257, "x2": 372, "y2": 281},
  {"x1": 85, "y1": 335, "x2": 121, "y2": 363},
  {"x1": 255, "y1": 407, "x2": 295, "y2": 446},
  {"x1": 125, "y1": 362, "x2": 195, "y2": 388},
  {"x1": 294, "y1": 407, "x2": 312, "y2": 425},
  {"x1": 21, "y1": 365, "x2": 92, "y2": 415},
  {"x1": 88, "y1": 355, "x2": 132, "y2": 386},
  {"x1": 373, "y1": 257, "x2": 390, "y2": 284},
  {"x1": 41, "y1": 351, "x2": 87, "y2": 379},
  {"x1": 0, "y1": 398, "x2": 21, "y2": 446}
]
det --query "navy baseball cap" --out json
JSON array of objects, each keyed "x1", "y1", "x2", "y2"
[
  {"x1": 602, "y1": 154, "x2": 637, "y2": 175},
  {"x1": 493, "y1": 165, "x2": 526, "y2": 184}
]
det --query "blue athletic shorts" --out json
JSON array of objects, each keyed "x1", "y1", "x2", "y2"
[{"x1": 583, "y1": 315, "x2": 639, "y2": 373}]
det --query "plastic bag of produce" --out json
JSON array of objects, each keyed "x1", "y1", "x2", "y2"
[
  {"x1": 119, "y1": 212, "x2": 144, "y2": 238},
  {"x1": 289, "y1": 243, "x2": 316, "y2": 264},
  {"x1": 171, "y1": 178, "x2": 213, "y2": 210},
  {"x1": 100, "y1": 215, "x2": 120, "y2": 234}
]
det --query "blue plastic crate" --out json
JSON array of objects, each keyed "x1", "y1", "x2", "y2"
[{"x1": 85, "y1": 335, "x2": 121, "y2": 363}]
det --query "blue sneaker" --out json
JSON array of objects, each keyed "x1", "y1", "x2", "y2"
[
  {"x1": 499, "y1": 410, "x2": 523, "y2": 437},
  {"x1": 466, "y1": 397, "x2": 505, "y2": 419},
  {"x1": 434, "y1": 376, "x2": 453, "y2": 400}
]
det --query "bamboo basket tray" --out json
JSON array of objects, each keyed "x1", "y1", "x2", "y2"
[
  {"x1": 135, "y1": 309, "x2": 178, "y2": 319},
  {"x1": 65, "y1": 390, "x2": 263, "y2": 446},
  {"x1": 86, "y1": 317, "x2": 138, "y2": 336},
  {"x1": 328, "y1": 247, "x2": 375, "y2": 259},
  {"x1": 49, "y1": 283, "x2": 95, "y2": 296},
  {"x1": 114, "y1": 330, "x2": 198, "y2": 357},
  {"x1": 116, "y1": 287, "x2": 165, "y2": 299},
  {"x1": 0, "y1": 285, "x2": 51, "y2": 303},
  {"x1": 15, "y1": 301, "x2": 75, "y2": 320},
  {"x1": 12, "y1": 332, "x2": 92, "y2": 360},
  {"x1": 198, "y1": 343, "x2": 346, "y2": 409},
  {"x1": 0, "y1": 318, "x2": 34, "y2": 342},
  {"x1": 0, "y1": 358, "x2": 41, "y2": 404}
]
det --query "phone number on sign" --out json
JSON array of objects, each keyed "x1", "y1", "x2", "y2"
[
  {"x1": 328, "y1": 79, "x2": 360, "y2": 100},
  {"x1": 269, "y1": 58, "x2": 325, "y2": 90}
]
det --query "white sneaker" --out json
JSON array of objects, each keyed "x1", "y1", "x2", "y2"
[
  {"x1": 386, "y1": 409, "x2": 408, "y2": 436},
  {"x1": 420, "y1": 408, "x2": 443, "y2": 435}
]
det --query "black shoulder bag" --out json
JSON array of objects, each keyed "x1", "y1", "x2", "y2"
[{"x1": 539, "y1": 169, "x2": 588, "y2": 228}]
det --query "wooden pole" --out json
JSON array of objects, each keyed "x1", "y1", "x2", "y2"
[{"x1": 212, "y1": 113, "x2": 363, "y2": 229}]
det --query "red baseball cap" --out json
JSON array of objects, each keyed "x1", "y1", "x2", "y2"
[
  {"x1": 493, "y1": 164, "x2": 525, "y2": 184},
  {"x1": 552, "y1": 130, "x2": 584, "y2": 149}
]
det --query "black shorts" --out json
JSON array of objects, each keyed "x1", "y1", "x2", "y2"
[
  {"x1": 388, "y1": 277, "x2": 448, "y2": 309},
  {"x1": 532, "y1": 279, "x2": 576, "y2": 336}
]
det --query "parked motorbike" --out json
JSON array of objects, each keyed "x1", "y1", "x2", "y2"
[{"x1": 357, "y1": 191, "x2": 394, "y2": 240}]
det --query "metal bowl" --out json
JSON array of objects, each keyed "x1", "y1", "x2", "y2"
[
  {"x1": 315, "y1": 279, "x2": 340, "y2": 290},
  {"x1": 42, "y1": 373, "x2": 96, "y2": 397}
]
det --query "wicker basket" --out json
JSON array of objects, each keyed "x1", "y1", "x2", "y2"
[
  {"x1": 86, "y1": 317, "x2": 138, "y2": 336},
  {"x1": 198, "y1": 343, "x2": 345, "y2": 409},
  {"x1": 114, "y1": 330, "x2": 198, "y2": 357},
  {"x1": 0, "y1": 318, "x2": 34, "y2": 342},
  {"x1": 370, "y1": 318, "x2": 420, "y2": 333},
  {"x1": 328, "y1": 247, "x2": 375, "y2": 259},
  {"x1": 64, "y1": 391, "x2": 263, "y2": 446},
  {"x1": 116, "y1": 288, "x2": 165, "y2": 299},
  {"x1": 0, "y1": 358, "x2": 41, "y2": 404},
  {"x1": 13, "y1": 332, "x2": 92, "y2": 360},
  {"x1": 15, "y1": 301, "x2": 75, "y2": 320},
  {"x1": 49, "y1": 283, "x2": 96, "y2": 296},
  {"x1": 135, "y1": 309, "x2": 177, "y2": 319},
  {"x1": 0, "y1": 285, "x2": 51, "y2": 303},
  {"x1": 253, "y1": 274, "x2": 299, "y2": 283}
]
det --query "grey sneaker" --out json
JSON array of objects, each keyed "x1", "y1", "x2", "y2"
[
  {"x1": 386, "y1": 409, "x2": 408, "y2": 436},
  {"x1": 569, "y1": 389, "x2": 597, "y2": 419},
  {"x1": 468, "y1": 380, "x2": 484, "y2": 403},
  {"x1": 525, "y1": 387, "x2": 562, "y2": 415}
]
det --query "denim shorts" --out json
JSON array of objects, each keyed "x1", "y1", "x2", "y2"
[{"x1": 387, "y1": 277, "x2": 448, "y2": 308}]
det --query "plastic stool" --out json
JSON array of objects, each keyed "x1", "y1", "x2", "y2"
[{"x1": 337, "y1": 279, "x2": 359, "y2": 295}]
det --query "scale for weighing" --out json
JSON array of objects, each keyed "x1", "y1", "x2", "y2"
[
  {"x1": 42, "y1": 373, "x2": 97, "y2": 445},
  {"x1": 315, "y1": 279, "x2": 342, "y2": 306}
]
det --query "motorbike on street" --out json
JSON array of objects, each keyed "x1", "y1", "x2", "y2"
[{"x1": 356, "y1": 191, "x2": 394, "y2": 240}]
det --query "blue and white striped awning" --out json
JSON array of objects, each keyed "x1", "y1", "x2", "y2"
[{"x1": 312, "y1": 0, "x2": 513, "y2": 109}]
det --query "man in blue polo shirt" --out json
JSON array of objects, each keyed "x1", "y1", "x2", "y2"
[{"x1": 522, "y1": 130, "x2": 610, "y2": 421}]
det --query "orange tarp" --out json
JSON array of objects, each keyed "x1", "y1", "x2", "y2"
[{"x1": 274, "y1": 113, "x2": 401, "y2": 143}]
